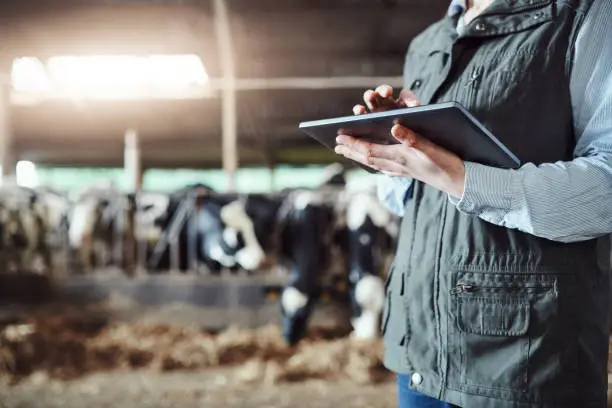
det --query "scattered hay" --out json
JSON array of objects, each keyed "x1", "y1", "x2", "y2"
[{"x1": 0, "y1": 312, "x2": 390, "y2": 386}]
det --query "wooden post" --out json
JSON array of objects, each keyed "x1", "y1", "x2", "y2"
[
  {"x1": 124, "y1": 129, "x2": 142, "y2": 192},
  {"x1": 123, "y1": 129, "x2": 141, "y2": 276},
  {"x1": 213, "y1": 0, "x2": 238, "y2": 192},
  {"x1": 0, "y1": 73, "x2": 16, "y2": 179}
]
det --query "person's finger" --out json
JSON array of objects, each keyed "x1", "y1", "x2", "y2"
[
  {"x1": 363, "y1": 89, "x2": 378, "y2": 111},
  {"x1": 341, "y1": 138, "x2": 390, "y2": 158},
  {"x1": 336, "y1": 137, "x2": 380, "y2": 161},
  {"x1": 366, "y1": 143, "x2": 409, "y2": 165},
  {"x1": 398, "y1": 89, "x2": 421, "y2": 108},
  {"x1": 334, "y1": 144, "x2": 370, "y2": 165},
  {"x1": 364, "y1": 89, "x2": 396, "y2": 112},
  {"x1": 337, "y1": 135, "x2": 399, "y2": 161},
  {"x1": 335, "y1": 141, "x2": 410, "y2": 174},
  {"x1": 390, "y1": 124, "x2": 430, "y2": 149},
  {"x1": 336, "y1": 134, "x2": 358, "y2": 146},
  {"x1": 375, "y1": 84, "x2": 393, "y2": 99},
  {"x1": 353, "y1": 104, "x2": 367, "y2": 115},
  {"x1": 366, "y1": 156, "x2": 408, "y2": 174}
]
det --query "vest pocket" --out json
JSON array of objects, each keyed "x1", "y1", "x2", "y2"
[
  {"x1": 456, "y1": 295, "x2": 530, "y2": 392},
  {"x1": 449, "y1": 272, "x2": 558, "y2": 397}
]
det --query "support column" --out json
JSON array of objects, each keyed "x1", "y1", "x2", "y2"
[
  {"x1": 123, "y1": 129, "x2": 142, "y2": 277},
  {"x1": 124, "y1": 129, "x2": 142, "y2": 192},
  {"x1": 0, "y1": 73, "x2": 16, "y2": 179},
  {"x1": 213, "y1": 0, "x2": 238, "y2": 192}
]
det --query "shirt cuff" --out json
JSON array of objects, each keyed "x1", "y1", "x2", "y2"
[{"x1": 448, "y1": 161, "x2": 517, "y2": 215}]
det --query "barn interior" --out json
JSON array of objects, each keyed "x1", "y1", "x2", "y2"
[{"x1": 0, "y1": 1, "x2": 611, "y2": 407}]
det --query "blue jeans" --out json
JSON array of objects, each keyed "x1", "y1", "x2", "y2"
[{"x1": 397, "y1": 374, "x2": 460, "y2": 408}]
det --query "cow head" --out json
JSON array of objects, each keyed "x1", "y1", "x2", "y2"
[
  {"x1": 199, "y1": 194, "x2": 283, "y2": 272},
  {"x1": 218, "y1": 200, "x2": 266, "y2": 271}
]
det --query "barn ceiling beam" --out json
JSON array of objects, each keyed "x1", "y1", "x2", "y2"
[
  {"x1": 208, "y1": 76, "x2": 404, "y2": 91},
  {"x1": 212, "y1": 0, "x2": 237, "y2": 192}
]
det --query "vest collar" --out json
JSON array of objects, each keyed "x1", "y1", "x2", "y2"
[
  {"x1": 450, "y1": 0, "x2": 554, "y2": 39},
  {"x1": 486, "y1": 0, "x2": 552, "y2": 14},
  {"x1": 447, "y1": 0, "x2": 551, "y2": 16}
]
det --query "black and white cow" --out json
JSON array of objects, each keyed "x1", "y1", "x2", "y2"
[
  {"x1": 276, "y1": 173, "x2": 399, "y2": 345},
  {"x1": 198, "y1": 193, "x2": 285, "y2": 272},
  {"x1": 147, "y1": 183, "x2": 283, "y2": 274},
  {"x1": 276, "y1": 186, "x2": 344, "y2": 345},
  {"x1": 342, "y1": 186, "x2": 398, "y2": 340}
]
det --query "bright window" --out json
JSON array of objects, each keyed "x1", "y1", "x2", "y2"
[{"x1": 11, "y1": 54, "x2": 209, "y2": 100}]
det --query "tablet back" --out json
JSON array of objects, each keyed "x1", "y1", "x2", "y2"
[{"x1": 299, "y1": 102, "x2": 521, "y2": 172}]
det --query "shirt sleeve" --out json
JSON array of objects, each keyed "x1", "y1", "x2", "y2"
[
  {"x1": 376, "y1": 175, "x2": 414, "y2": 217},
  {"x1": 449, "y1": 0, "x2": 612, "y2": 243}
]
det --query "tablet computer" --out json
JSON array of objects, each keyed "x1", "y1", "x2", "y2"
[{"x1": 299, "y1": 101, "x2": 521, "y2": 173}]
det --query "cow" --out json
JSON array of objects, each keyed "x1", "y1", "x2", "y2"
[
  {"x1": 0, "y1": 182, "x2": 65, "y2": 277},
  {"x1": 148, "y1": 183, "x2": 285, "y2": 274},
  {"x1": 276, "y1": 185, "x2": 345, "y2": 345},
  {"x1": 341, "y1": 184, "x2": 399, "y2": 340},
  {"x1": 67, "y1": 183, "x2": 123, "y2": 273},
  {"x1": 198, "y1": 193, "x2": 284, "y2": 272},
  {"x1": 276, "y1": 168, "x2": 399, "y2": 345}
]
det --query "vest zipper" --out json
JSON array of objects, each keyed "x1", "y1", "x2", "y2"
[
  {"x1": 450, "y1": 283, "x2": 554, "y2": 295},
  {"x1": 449, "y1": 284, "x2": 474, "y2": 295},
  {"x1": 465, "y1": 68, "x2": 482, "y2": 87},
  {"x1": 463, "y1": 66, "x2": 483, "y2": 106}
]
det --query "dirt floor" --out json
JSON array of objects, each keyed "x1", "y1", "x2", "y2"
[
  {"x1": 0, "y1": 310, "x2": 397, "y2": 408},
  {"x1": 4, "y1": 310, "x2": 611, "y2": 408},
  {"x1": 0, "y1": 369, "x2": 398, "y2": 408}
]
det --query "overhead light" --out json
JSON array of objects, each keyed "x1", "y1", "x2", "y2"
[{"x1": 11, "y1": 54, "x2": 209, "y2": 100}]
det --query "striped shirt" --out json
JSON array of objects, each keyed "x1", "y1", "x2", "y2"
[{"x1": 377, "y1": 0, "x2": 612, "y2": 243}]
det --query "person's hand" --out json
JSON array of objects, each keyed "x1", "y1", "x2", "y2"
[
  {"x1": 352, "y1": 84, "x2": 420, "y2": 114},
  {"x1": 334, "y1": 85, "x2": 466, "y2": 198}
]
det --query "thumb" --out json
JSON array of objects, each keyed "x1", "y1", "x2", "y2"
[{"x1": 398, "y1": 89, "x2": 421, "y2": 108}]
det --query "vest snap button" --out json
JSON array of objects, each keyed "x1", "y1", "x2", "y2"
[
  {"x1": 411, "y1": 79, "x2": 423, "y2": 90},
  {"x1": 411, "y1": 372, "x2": 423, "y2": 385}
]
